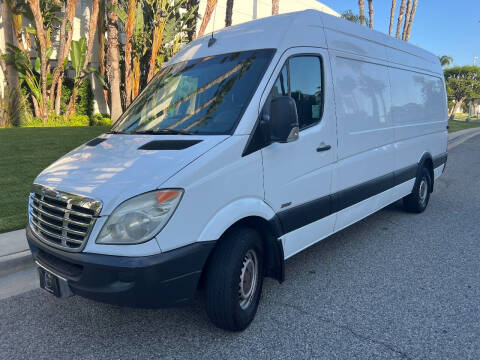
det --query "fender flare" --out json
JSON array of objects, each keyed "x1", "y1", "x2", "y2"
[
  {"x1": 417, "y1": 152, "x2": 434, "y2": 192},
  {"x1": 197, "y1": 197, "x2": 277, "y2": 242}
]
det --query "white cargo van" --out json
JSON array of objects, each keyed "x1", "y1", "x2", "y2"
[{"x1": 27, "y1": 10, "x2": 448, "y2": 331}]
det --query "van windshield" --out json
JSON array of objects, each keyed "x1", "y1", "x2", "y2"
[{"x1": 111, "y1": 49, "x2": 275, "y2": 135}]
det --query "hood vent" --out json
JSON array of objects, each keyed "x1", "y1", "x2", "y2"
[
  {"x1": 138, "y1": 140, "x2": 202, "y2": 150},
  {"x1": 85, "y1": 138, "x2": 107, "y2": 147}
]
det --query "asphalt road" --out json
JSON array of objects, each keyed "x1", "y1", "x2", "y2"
[{"x1": 1, "y1": 135, "x2": 480, "y2": 359}]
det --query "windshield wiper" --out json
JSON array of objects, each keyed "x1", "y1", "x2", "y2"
[
  {"x1": 134, "y1": 129, "x2": 193, "y2": 135},
  {"x1": 107, "y1": 130, "x2": 130, "y2": 134}
]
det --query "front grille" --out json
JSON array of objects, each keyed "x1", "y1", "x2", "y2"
[{"x1": 28, "y1": 185, "x2": 102, "y2": 252}]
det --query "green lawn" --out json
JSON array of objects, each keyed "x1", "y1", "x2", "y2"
[
  {"x1": 449, "y1": 120, "x2": 480, "y2": 133},
  {"x1": 0, "y1": 126, "x2": 109, "y2": 233}
]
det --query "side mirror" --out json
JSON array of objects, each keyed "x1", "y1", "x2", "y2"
[{"x1": 269, "y1": 96, "x2": 299, "y2": 143}]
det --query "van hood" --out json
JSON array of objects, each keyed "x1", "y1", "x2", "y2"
[{"x1": 34, "y1": 134, "x2": 228, "y2": 215}]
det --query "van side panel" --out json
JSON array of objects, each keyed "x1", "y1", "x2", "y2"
[
  {"x1": 389, "y1": 67, "x2": 448, "y2": 179},
  {"x1": 329, "y1": 52, "x2": 396, "y2": 231}
]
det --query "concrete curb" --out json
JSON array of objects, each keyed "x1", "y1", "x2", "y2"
[
  {"x1": 0, "y1": 251, "x2": 34, "y2": 277},
  {"x1": 448, "y1": 127, "x2": 480, "y2": 150}
]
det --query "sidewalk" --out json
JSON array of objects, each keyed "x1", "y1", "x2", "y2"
[
  {"x1": 0, "y1": 229, "x2": 32, "y2": 276},
  {"x1": 1, "y1": 127, "x2": 480, "y2": 276}
]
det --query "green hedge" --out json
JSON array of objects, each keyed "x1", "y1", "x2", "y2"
[{"x1": 22, "y1": 114, "x2": 111, "y2": 127}]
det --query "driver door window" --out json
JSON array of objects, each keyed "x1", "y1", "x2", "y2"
[{"x1": 266, "y1": 56, "x2": 324, "y2": 130}]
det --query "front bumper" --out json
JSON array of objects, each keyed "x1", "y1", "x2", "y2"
[{"x1": 27, "y1": 225, "x2": 215, "y2": 308}]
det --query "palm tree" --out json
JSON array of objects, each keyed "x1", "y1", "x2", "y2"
[
  {"x1": 395, "y1": 0, "x2": 406, "y2": 39},
  {"x1": 147, "y1": 0, "x2": 168, "y2": 82},
  {"x1": 197, "y1": 0, "x2": 218, "y2": 37},
  {"x1": 439, "y1": 56, "x2": 453, "y2": 68},
  {"x1": 404, "y1": 0, "x2": 418, "y2": 41},
  {"x1": 225, "y1": 0, "x2": 234, "y2": 27},
  {"x1": 1, "y1": 0, "x2": 20, "y2": 92},
  {"x1": 402, "y1": 0, "x2": 412, "y2": 40},
  {"x1": 272, "y1": 0, "x2": 279, "y2": 15},
  {"x1": 367, "y1": 0, "x2": 374, "y2": 28},
  {"x1": 124, "y1": 0, "x2": 138, "y2": 107},
  {"x1": 106, "y1": 0, "x2": 123, "y2": 121},
  {"x1": 358, "y1": 0, "x2": 365, "y2": 25},
  {"x1": 389, "y1": 0, "x2": 396, "y2": 36}
]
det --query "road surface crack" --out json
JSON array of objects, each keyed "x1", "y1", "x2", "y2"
[{"x1": 274, "y1": 301, "x2": 413, "y2": 360}]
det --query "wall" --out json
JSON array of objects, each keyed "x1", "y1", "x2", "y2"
[{"x1": 196, "y1": 0, "x2": 339, "y2": 36}]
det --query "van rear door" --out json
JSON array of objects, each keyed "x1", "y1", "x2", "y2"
[{"x1": 261, "y1": 47, "x2": 337, "y2": 258}]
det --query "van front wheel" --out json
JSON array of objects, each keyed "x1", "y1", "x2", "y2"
[
  {"x1": 403, "y1": 167, "x2": 432, "y2": 213},
  {"x1": 204, "y1": 227, "x2": 264, "y2": 331}
]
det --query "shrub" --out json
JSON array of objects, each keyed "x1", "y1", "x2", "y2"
[
  {"x1": 90, "y1": 113, "x2": 112, "y2": 126},
  {"x1": 22, "y1": 114, "x2": 90, "y2": 127},
  {"x1": 68, "y1": 114, "x2": 90, "y2": 126},
  {"x1": 61, "y1": 78, "x2": 94, "y2": 117}
]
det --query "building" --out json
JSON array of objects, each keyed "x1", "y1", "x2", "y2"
[
  {"x1": 196, "y1": 0, "x2": 339, "y2": 35},
  {"x1": 0, "y1": 0, "x2": 338, "y2": 116}
]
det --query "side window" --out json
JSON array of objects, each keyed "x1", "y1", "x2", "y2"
[{"x1": 266, "y1": 55, "x2": 323, "y2": 130}]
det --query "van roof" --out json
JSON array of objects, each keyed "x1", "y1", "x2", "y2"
[{"x1": 171, "y1": 10, "x2": 441, "y2": 76}]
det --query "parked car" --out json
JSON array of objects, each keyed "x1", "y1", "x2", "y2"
[{"x1": 27, "y1": 10, "x2": 448, "y2": 331}]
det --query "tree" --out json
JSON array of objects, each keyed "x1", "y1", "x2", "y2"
[
  {"x1": 389, "y1": 0, "x2": 396, "y2": 36},
  {"x1": 147, "y1": 0, "x2": 168, "y2": 82},
  {"x1": 106, "y1": 0, "x2": 123, "y2": 121},
  {"x1": 396, "y1": 0, "x2": 406, "y2": 39},
  {"x1": 272, "y1": 0, "x2": 278, "y2": 15},
  {"x1": 26, "y1": 0, "x2": 49, "y2": 120},
  {"x1": 50, "y1": 0, "x2": 78, "y2": 116},
  {"x1": 444, "y1": 66, "x2": 480, "y2": 119},
  {"x1": 225, "y1": 0, "x2": 234, "y2": 27},
  {"x1": 341, "y1": 10, "x2": 361, "y2": 24},
  {"x1": 0, "y1": 0, "x2": 20, "y2": 92},
  {"x1": 404, "y1": 0, "x2": 418, "y2": 41},
  {"x1": 358, "y1": 0, "x2": 365, "y2": 25},
  {"x1": 124, "y1": 0, "x2": 138, "y2": 107},
  {"x1": 439, "y1": 55, "x2": 453, "y2": 68},
  {"x1": 402, "y1": 0, "x2": 412, "y2": 40},
  {"x1": 367, "y1": 0, "x2": 374, "y2": 28},
  {"x1": 197, "y1": 0, "x2": 218, "y2": 37}
]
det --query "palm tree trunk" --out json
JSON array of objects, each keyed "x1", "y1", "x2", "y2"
[
  {"x1": 395, "y1": 0, "x2": 406, "y2": 39},
  {"x1": 404, "y1": 0, "x2": 418, "y2": 41},
  {"x1": 272, "y1": 0, "x2": 279, "y2": 15},
  {"x1": 27, "y1": 0, "x2": 48, "y2": 121},
  {"x1": 358, "y1": 0, "x2": 365, "y2": 25},
  {"x1": 1, "y1": 1, "x2": 20, "y2": 92},
  {"x1": 133, "y1": 55, "x2": 141, "y2": 100},
  {"x1": 98, "y1": 0, "x2": 109, "y2": 107},
  {"x1": 66, "y1": 83, "x2": 79, "y2": 117},
  {"x1": 51, "y1": 0, "x2": 77, "y2": 113},
  {"x1": 368, "y1": 0, "x2": 374, "y2": 28},
  {"x1": 124, "y1": 0, "x2": 137, "y2": 107},
  {"x1": 402, "y1": 0, "x2": 412, "y2": 40},
  {"x1": 225, "y1": 0, "x2": 234, "y2": 27},
  {"x1": 197, "y1": 0, "x2": 218, "y2": 37},
  {"x1": 147, "y1": 0, "x2": 168, "y2": 83},
  {"x1": 389, "y1": 0, "x2": 396, "y2": 36},
  {"x1": 106, "y1": 0, "x2": 123, "y2": 122},
  {"x1": 84, "y1": 0, "x2": 100, "y2": 67}
]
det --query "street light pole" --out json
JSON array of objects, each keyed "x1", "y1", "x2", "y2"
[{"x1": 474, "y1": 56, "x2": 478, "y2": 66}]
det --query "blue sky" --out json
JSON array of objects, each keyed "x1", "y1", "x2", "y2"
[{"x1": 320, "y1": 0, "x2": 480, "y2": 66}]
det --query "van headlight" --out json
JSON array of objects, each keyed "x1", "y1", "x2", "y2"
[{"x1": 96, "y1": 189, "x2": 183, "y2": 245}]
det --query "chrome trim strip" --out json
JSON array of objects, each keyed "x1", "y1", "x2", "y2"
[{"x1": 35, "y1": 261, "x2": 68, "y2": 282}]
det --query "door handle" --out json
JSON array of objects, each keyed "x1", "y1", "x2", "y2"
[{"x1": 316, "y1": 144, "x2": 331, "y2": 152}]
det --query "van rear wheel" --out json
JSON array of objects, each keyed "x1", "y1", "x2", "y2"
[
  {"x1": 204, "y1": 227, "x2": 264, "y2": 331},
  {"x1": 403, "y1": 167, "x2": 431, "y2": 213}
]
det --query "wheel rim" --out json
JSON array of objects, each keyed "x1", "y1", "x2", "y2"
[
  {"x1": 419, "y1": 176, "x2": 428, "y2": 204},
  {"x1": 239, "y1": 249, "x2": 258, "y2": 310}
]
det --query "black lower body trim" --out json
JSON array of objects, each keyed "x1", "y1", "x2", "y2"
[
  {"x1": 27, "y1": 226, "x2": 216, "y2": 308},
  {"x1": 275, "y1": 153, "x2": 448, "y2": 236}
]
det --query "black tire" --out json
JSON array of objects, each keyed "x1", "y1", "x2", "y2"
[
  {"x1": 403, "y1": 167, "x2": 432, "y2": 213},
  {"x1": 204, "y1": 227, "x2": 264, "y2": 331}
]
